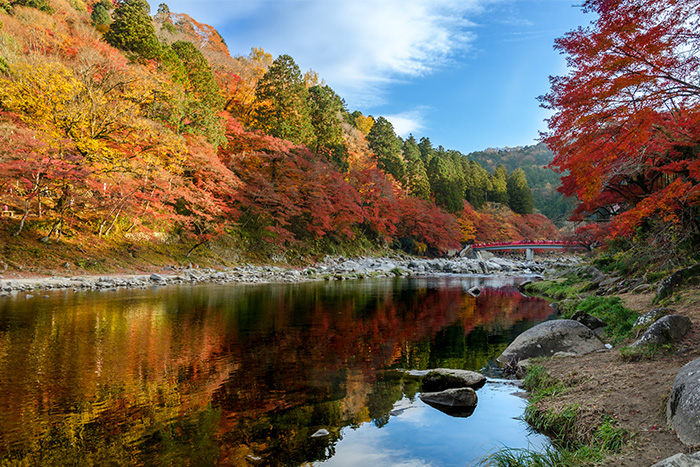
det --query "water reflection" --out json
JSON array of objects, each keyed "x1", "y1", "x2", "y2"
[{"x1": 0, "y1": 276, "x2": 553, "y2": 465}]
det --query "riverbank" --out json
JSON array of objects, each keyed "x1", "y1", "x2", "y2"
[
  {"x1": 513, "y1": 275, "x2": 700, "y2": 466},
  {"x1": 0, "y1": 254, "x2": 582, "y2": 295}
]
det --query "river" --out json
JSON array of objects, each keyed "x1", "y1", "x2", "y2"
[{"x1": 0, "y1": 275, "x2": 553, "y2": 466}]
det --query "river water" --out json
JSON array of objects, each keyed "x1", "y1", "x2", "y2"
[{"x1": 0, "y1": 275, "x2": 553, "y2": 466}]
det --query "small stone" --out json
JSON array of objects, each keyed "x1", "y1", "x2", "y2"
[{"x1": 311, "y1": 429, "x2": 329, "y2": 438}]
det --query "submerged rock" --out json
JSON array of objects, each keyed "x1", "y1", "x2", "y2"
[
  {"x1": 497, "y1": 319, "x2": 605, "y2": 364},
  {"x1": 420, "y1": 388, "x2": 477, "y2": 417}
]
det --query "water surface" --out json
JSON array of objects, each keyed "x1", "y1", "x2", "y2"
[{"x1": 0, "y1": 275, "x2": 553, "y2": 465}]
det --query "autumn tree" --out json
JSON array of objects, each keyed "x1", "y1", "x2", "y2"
[
  {"x1": 251, "y1": 54, "x2": 315, "y2": 146},
  {"x1": 541, "y1": 0, "x2": 700, "y2": 248},
  {"x1": 9, "y1": 0, "x2": 53, "y2": 13},
  {"x1": 353, "y1": 112, "x2": 373, "y2": 135}
]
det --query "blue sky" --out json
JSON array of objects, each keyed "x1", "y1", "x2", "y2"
[{"x1": 161, "y1": 0, "x2": 593, "y2": 154}]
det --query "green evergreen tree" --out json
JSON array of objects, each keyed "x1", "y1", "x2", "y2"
[
  {"x1": 105, "y1": 0, "x2": 161, "y2": 61},
  {"x1": 90, "y1": 0, "x2": 113, "y2": 27},
  {"x1": 417, "y1": 137, "x2": 434, "y2": 164},
  {"x1": 170, "y1": 40, "x2": 225, "y2": 146},
  {"x1": 462, "y1": 160, "x2": 491, "y2": 209},
  {"x1": 488, "y1": 164, "x2": 509, "y2": 205},
  {"x1": 367, "y1": 116, "x2": 405, "y2": 182},
  {"x1": 308, "y1": 84, "x2": 347, "y2": 169},
  {"x1": 251, "y1": 54, "x2": 315, "y2": 146},
  {"x1": 10, "y1": 0, "x2": 53, "y2": 13},
  {"x1": 428, "y1": 154, "x2": 463, "y2": 213},
  {"x1": 507, "y1": 168, "x2": 535, "y2": 214},
  {"x1": 403, "y1": 135, "x2": 431, "y2": 200}
]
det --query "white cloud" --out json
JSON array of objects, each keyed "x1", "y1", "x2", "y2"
[
  {"x1": 384, "y1": 107, "x2": 431, "y2": 137},
  {"x1": 163, "y1": 0, "x2": 501, "y2": 108}
]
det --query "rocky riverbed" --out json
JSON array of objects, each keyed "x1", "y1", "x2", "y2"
[{"x1": 0, "y1": 254, "x2": 582, "y2": 295}]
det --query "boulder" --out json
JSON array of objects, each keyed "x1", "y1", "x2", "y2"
[
  {"x1": 657, "y1": 264, "x2": 700, "y2": 301},
  {"x1": 571, "y1": 310, "x2": 607, "y2": 332},
  {"x1": 421, "y1": 368, "x2": 486, "y2": 392},
  {"x1": 420, "y1": 387, "x2": 477, "y2": 417},
  {"x1": 467, "y1": 286, "x2": 481, "y2": 297},
  {"x1": 631, "y1": 315, "x2": 691, "y2": 348},
  {"x1": 651, "y1": 452, "x2": 700, "y2": 467},
  {"x1": 668, "y1": 358, "x2": 700, "y2": 445},
  {"x1": 634, "y1": 308, "x2": 674, "y2": 329},
  {"x1": 498, "y1": 319, "x2": 605, "y2": 364},
  {"x1": 149, "y1": 273, "x2": 166, "y2": 282}
]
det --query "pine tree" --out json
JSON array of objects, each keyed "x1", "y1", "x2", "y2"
[
  {"x1": 507, "y1": 168, "x2": 535, "y2": 214},
  {"x1": 403, "y1": 135, "x2": 431, "y2": 200},
  {"x1": 367, "y1": 116, "x2": 405, "y2": 182},
  {"x1": 488, "y1": 164, "x2": 509, "y2": 205},
  {"x1": 308, "y1": 84, "x2": 347, "y2": 169},
  {"x1": 105, "y1": 0, "x2": 161, "y2": 61},
  {"x1": 251, "y1": 54, "x2": 315, "y2": 146}
]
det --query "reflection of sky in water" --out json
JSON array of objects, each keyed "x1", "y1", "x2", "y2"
[{"x1": 322, "y1": 381, "x2": 550, "y2": 466}]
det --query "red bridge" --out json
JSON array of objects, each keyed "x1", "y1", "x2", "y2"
[{"x1": 466, "y1": 240, "x2": 586, "y2": 260}]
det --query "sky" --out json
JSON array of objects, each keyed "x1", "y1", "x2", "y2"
[{"x1": 161, "y1": 0, "x2": 594, "y2": 154}]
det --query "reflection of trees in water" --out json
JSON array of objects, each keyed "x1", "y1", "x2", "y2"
[{"x1": 0, "y1": 279, "x2": 552, "y2": 465}]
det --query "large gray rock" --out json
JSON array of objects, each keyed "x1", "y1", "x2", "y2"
[
  {"x1": 634, "y1": 308, "x2": 674, "y2": 329},
  {"x1": 657, "y1": 264, "x2": 700, "y2": 300},
  {"x1": 571, "y1": 310, "x2": 607, "y2": 332},
  {"x1": 497, "y1": 319, "x2": 605, "y2": 364},
  {"x1": 631, "y1": 315, "x2": 691, "y2": 348},
  {"x1": 420, "y1": 388, "x2": 477, "y2": 417},
  {"x1": 421, "y1": 368, "x2": 486, "y2": 392},
  {"x1": 668, "y1": 358, "x2": 700, "y2": 445},
  {"x1": 651, "y1": 452, "x2": 700, "y2": 467}
]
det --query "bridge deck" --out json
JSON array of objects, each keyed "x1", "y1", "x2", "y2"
[{"x1": 471, "y1": 241, "x2": 584, "y2": 251}]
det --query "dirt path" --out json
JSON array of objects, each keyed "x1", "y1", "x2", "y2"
[{"x1": 538, "y1": 290, "x2": 700, "y2": 465}]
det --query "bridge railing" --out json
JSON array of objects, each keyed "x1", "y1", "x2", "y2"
[{"x1": 470, "y1": 240, "x2": 584, "y2": 249}]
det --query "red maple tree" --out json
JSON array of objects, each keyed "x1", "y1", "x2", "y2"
[{"x1": 542, "y1": 0, "x2": 700, "y2": 246}]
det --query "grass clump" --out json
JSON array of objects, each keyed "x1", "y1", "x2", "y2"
[
  {"x1": 477, "y1": 445, "x2": 588, "y2": 467},
  {"x1": 523, "y1": 364, "x2": 568, "y2": 402},
  {"x1": 561, "y1": 296, "x2": 638, "y2": 345},
  {"x1": 480, "y1": 365, "x2": 629, "y2": 466},
  {"x1": 522, "y1": 278, "x2": 591, "y2": 300},
  {"x1": 618, "y1": 344, "x2": 673, "y2": 362}
]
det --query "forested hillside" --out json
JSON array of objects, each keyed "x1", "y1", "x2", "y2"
[
  {"x1": 467, "y1": 143, "x2": 575, "y2": 226},
  {"x1": 0, "y1": 0, "x2": 559, "y2": 269}
]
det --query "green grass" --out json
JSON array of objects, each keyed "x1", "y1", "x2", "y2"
[
  {"x1": 477, "y1": 446, "x2": 592, "y2": 467},
  {"x1": 522, "y1": 278, "x2": 591, "y2": 300},
  {"x1": 618, "y1": 344, "x2": 674, "y2": 362},
  {"x1": 562, "y1": 296, "x2": 638, "y2": 345}
]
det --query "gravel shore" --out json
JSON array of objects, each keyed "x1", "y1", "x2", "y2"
[{"x1": 0, "y1": 254, "x2": 582, "y2": 296}]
